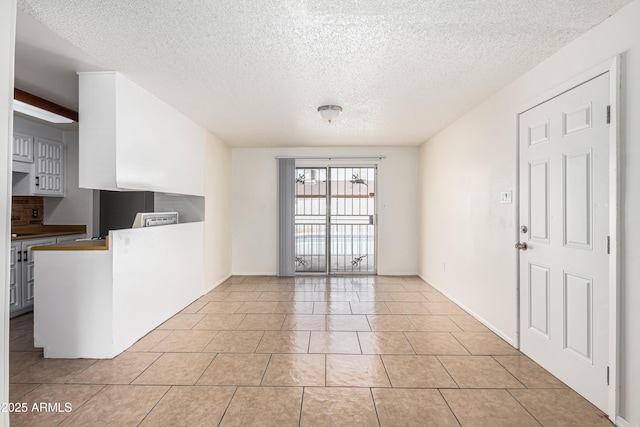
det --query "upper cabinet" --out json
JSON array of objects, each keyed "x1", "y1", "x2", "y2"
[
  {"x1": 12, "y1": 132, "x2": 34, "y2": 163},
  {"x1": 12, "y1": 127, "x2": 65, "y2": 197},
  {"x1": 78, "y1": 72, "x2": 206, "y2": 196},
  {"x1": 34, "y1": 137, "x2": 64, "y2": 196}
]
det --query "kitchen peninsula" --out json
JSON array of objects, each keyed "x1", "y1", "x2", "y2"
[{"x1": 32, "y1": 221, "x2": 204, "y2": 358}]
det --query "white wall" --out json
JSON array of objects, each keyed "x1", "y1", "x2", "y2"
[
  {"x1": 418, "y1": 1, "x2": 640, "y2": 424},
  {"x1": 205, "y1": 132, "x2": 232, "y2": 290},
  {"x1": 0, "y1": 0, "x2": 15, "y2": 424},
  {"x1": 13, "y1": 115, "x2": 62, "y2": 141},
  {"x1": 43, "y1": 131, "x2": 95, "y2": 236},
  {"x1": 154, "y1": 193, "x2": 204, "y2": 224},
  {"x1": 232, "y1": 146, "x2": 419, "y2": 276}
]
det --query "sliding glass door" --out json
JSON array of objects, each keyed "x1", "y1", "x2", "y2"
[
  {"x1": 295, "y1": 166, "x2": 376, "y2": 274},
  {"x1": 294, "y1": 167, "x2": 328, "y2": 273}
]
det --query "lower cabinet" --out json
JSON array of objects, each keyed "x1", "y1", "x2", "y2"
[
  {"x1": 9, "y1": 234, "x2": 85, "y2": 318},
  {"x1": 9, "y1": 242, "x2": 22, "y2": 313},
  {"x1": 54, "y1": 234, "x2": 86, "y2": 244}
]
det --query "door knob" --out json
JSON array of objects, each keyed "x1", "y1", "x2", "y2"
[{"x1": 515, "y1": 242, "x2": 528, "y2": 251}]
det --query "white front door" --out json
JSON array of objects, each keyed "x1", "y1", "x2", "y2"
[{"x1": 518, "y1": 73, "x2": 610, "y2": 411}]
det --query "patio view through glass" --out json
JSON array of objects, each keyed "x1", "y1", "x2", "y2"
[{"x1": 295, "y1": 166, "x2": 376, "y2": 274}]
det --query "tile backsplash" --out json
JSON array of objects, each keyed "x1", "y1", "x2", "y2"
[{"x1": 11, "y1": 196, "x2": 44, "y2": 227}]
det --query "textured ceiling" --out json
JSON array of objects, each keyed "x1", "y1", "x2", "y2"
[{"x1": 15, "y1": 0, "x2": 632, "y2": 147}]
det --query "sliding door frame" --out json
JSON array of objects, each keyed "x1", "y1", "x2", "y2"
[{"x1": 295, "y1": 161, "x2": 378, "y2": 275}]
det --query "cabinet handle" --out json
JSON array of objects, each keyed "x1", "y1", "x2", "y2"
[
  {"x1": 35, "y1": 176, "x2": 39, "y2": 187},
  {"x1": 17, "y1": 250, "x2": 22, "y2": 262},
  {"x1": 23, "y1": 251, "x2": 28, "y2": 262}
]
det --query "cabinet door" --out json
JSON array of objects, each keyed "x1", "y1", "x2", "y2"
[
  {"x1": 22, "y1": 237, "x2": 57, "y2": 308},
  {"x1": 34, "y1": 137, "x2": 64, "y2": 196},
  {"x1": 12, "y1": 132, "x2": 34, "y2": 163},
  {"x1": 56, "y1": 234, "x2": 86, "y2": 244},
  {"x1": 9, "y1": 242, "x2": 22, "y2": 312}
]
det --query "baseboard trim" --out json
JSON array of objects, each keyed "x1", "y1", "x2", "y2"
[
  {"x1": 231, "y1": 272, "x2": 277, "y2": 277},
  {"x1": 615, "y1": 415, "x2": 633, "y2": 427},
  {"x1": 417, "y1": 274, "x2": 517, "y2": 348},
  {"x1": 204, "y1": 273, "x2": 233, "y2": 293}
]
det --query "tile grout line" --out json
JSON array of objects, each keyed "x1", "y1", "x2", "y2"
[
  {"x1": 378, "y1": 354, "x2": 393, "y2": 388},
  {"x1": 258, "y1": 353, "x2": 274, "y2": 386},
  {"x1": 450, "y1": 332, "x2": 473, "y2": 355},
  {"x1": 369, "y1": 387, "x2": 382, "y2": 427},
  {"x1": 135, "y1": 384, "x2": 173, "y2": 426},
  {"x1": 126, "y1": 352, "x2": 164, "y2": 385},
  {"x1": 437, "y1": 388, "x2": 463, "y2": 427},
  {"x1": 320, "y1": 354, "x2": 327, "y2": 386},
  {"x1": 298, "y1": 386, "x2": 305, "y2": 426},
  {"x1": 402, "y1": 331, "x2": 418, "y2": 355},
  {"x1": 434, "y1": 355, "x2": 461, "y2": 389},
  {"x1": 505, "y1": 388, "x2": 545, "y2": 426},
  {"x1": 55, "y1": 383, "x2": 108, "y2": 424},
  {"x1": 216, "y1": 386, "x2": 239, "y2": 427},
  {"x1": 491, "y1": 355, "x2": 528, "y2": 389},
  {"x1": 355, "y1": 331, "x2": 364, "y2": 355},
  {"x1": 253, "y1": 330, "x2": 267, "y2": 354},
  {"x1": 192, "y1": 352, "x2": 219, "y2": 386}
]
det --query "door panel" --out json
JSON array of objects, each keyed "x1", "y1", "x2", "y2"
[
  {"x1": 529, "y1": 263, "x2": 550, "y2": 337},
  {"x1": 529, "y1": 160, "x2": 549, "y2": 242},
  {"x1": 528, "y1": 120, "x2": 550, "y2": 146},
  {"x1": 563, "y1": 103, "x2": 592, "y2": 136},
  {"x1": 519, "y1": 73, "x2": 609, "y2": 411},
  {"x1": 295, "y1": 167, "x2": 327, "y2": 273},
  {"x1": 563, "y1": 272, "x2": 593, "y2": 362},
  {"x1": 329, "y1": 167, "x2": 376, "y2": 274},
  {"x1": 563, "y1": 150, "x2": 592, "y2": 248}
]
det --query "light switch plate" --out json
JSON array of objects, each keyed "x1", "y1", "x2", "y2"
[{"x1": 500, "y1": 191, "x2": 512, "y2": 204}]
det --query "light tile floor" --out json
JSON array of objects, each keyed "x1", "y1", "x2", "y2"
[{"x1": 8, "y1": 275, "x2": 613, "y2": 426}]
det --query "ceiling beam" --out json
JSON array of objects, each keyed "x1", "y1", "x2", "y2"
[{"x1": 14, "y1": 88, "x2": 78, "y2": 122}]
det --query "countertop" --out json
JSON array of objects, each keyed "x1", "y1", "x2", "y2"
[
  {"x1": 11, "y1": 224, "x2": 87, "y2": 242},
  {"x1": 32, "y1": 238, "x2": 109, "y2": 251}
]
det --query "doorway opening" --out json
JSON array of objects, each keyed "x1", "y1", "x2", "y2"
[{"x1": 294, "y1": 166, "x2": 376, "y2": 274}]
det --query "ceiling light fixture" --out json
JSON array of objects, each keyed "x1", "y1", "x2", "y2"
[
  {"x1": 13, "y1": 89, "x2": 78, "y2": 124},
  {"x1": 317, "y1": 105, "x2": 342, "y2": 123}
]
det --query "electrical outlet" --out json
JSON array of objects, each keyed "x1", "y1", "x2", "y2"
[{"x1": 32, "y1": 209, "x2": 38, "y2": 218}]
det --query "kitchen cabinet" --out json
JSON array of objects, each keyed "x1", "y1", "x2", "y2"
[
  {"x1": 10, "y1": 237, "x2": 57, "y2": 317},
  {"x1": 12, "y1": 132, "x2": 34, "y2": 163},
  {"x1": 11, "y1": 133, "x2": 65, "y2": 197},
  {"x1": 9, "y1": 234, "x2": 84, "y2": 317},
  {"x1": 34, "y1": 137, "x2": 64, "y2": 196},
  {"x1": 9, "y1": 242, "x2": 21, "y2": 313}
]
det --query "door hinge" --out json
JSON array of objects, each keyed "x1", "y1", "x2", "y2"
[
  {"x1": 607, "y1": 366, "x2": 610, "y2": 385},
  {"x1": 606, "y1": 105, "x2": 611, "y2": 124},
  {"x1": 607, "y1": 236, "x2": 611, "y2": 255}
]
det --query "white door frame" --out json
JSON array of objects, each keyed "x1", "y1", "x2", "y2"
[{"x1": 515, "y1": 56, "x2": 620, "y2": 420}]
